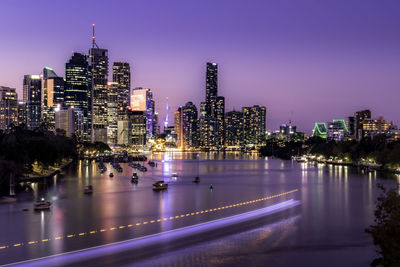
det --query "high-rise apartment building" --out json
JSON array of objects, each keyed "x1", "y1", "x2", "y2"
[
  {"x1": 106, "y1": 82, "x2": 119, "y2": 145},
  {"x1": 89, "y1": 46, "x2": 109, "y2": 143},
  {"x1": 182, "y1": 102, "x2": 198, "y2": 149},
  {"x1": 23, "y1": 75, "x2": 42, "y2": 130},
  {"x1": 17, "y1": 101, "x2": 26, "y2": 126},
  {"x1": 174, "y1": 107, "x2": 183, "y2": 149},
  {"x1": 65, "y1": 52, "x2": 92, "y2": 140},
  {"x1": 225, "y1": 110, "x2": 243, "y2": 147},
  {"x1": 242, "y1": 105, "x2": 266, "y2": 146},
  {"x1": 0, "y1": 86, "x2": 18, "y2": 131},
  {"x1": 355, "y1": 109, "x2": 371, "y2": 140},
  {"x1": 112, "y1": 62, "x2": 131, "y2": 107},
  {"x1": 213, "y1": 96, "x2": 225, "y2": 148}
]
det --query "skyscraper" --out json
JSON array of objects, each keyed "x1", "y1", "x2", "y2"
[
  {"x1": 0, "y1": 86, "x2": 18, "y2": 131},
  {"x1": 112, "y1": 62, "x2": 131, "y2": 107},
  {"x1": 41, "y1": 67, "x2": 64, "y2": 129},
  {"x1": 182, "y1": 101, "x2": 198, "y2": 149},
  {"x1": 89, "y1": 46, "x2": 109, "y2": 143},
  {"x1": 355, "y1": 109, "x2": 371, "y2": 140},
  {"x1": 23, "y1": 75, "x2": 42, "y2": 130},
  {"x1": 106, "y1": 82, "x2": 119, "y2": 145},
  {"x1": 225, "y1": 110, "x2": 243, "y2": 147},
  {"x1": 65, "y1": 52, "x2": 92, "y2": 140},
  {"x1": 130, "y1": 87, "x2": 155, "y2": 140},
  {"x1": 205, "y1": 62, "x2": 218, "y2": 117},
  {"x1": 213, "y1": 96, "x2": 225, "y2": 148},
  {"x1": 242, "y1": 105, "x2": 266, "y2": 146},
  {"x1": 174, "y1": 107, "x2": 183, "y2": 149}
]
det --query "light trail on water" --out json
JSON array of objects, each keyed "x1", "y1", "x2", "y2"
[{"x1": 3, "y1": 199, "x2": 300, "y2": 267}]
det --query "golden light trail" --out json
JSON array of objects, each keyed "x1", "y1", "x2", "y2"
[{"x1": 0, "y1": 189, "x2": 298, "y2": 251}]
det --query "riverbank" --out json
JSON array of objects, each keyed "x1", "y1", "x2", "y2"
[{"x1": 19, "y1": 159, "x2": 74, "y2": 182}]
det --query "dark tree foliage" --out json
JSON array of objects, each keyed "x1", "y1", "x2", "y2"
[
  {"x1": 80, "y1": 141, "x2": 111, "y2": 154},
  {"x1": 260, "y1": 135, "x2": 400, "y2": 169},
  {"x1": 366, "y1": 184, "x2": 400, "y2": 266},
  {"x1": 0, "y1": 126, "x2": 77, "y2": 191}
]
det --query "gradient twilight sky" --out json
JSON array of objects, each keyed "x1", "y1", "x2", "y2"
[{"x1": 1, "y1": 0, "x2": 399, "y2": 132}]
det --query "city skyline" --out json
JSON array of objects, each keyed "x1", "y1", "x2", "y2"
[{"x1": 1, "y1": 0, "x2": 400, "y2": 132}]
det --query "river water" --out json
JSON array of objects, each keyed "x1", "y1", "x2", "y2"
[{"x1": 0, "y1": 152, "x2": 397, "y2": 266}]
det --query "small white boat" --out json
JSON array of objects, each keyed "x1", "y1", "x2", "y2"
[{"x1": 34, "y1": 198, "x2": 51, "y2": 211}]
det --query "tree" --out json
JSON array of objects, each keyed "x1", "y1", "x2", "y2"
[{"x1": 366, "y1": 184, "x2": 400, "y2": 266}]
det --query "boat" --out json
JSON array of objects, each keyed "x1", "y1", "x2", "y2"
[
  {"x1": 193, "y1": 176, "x2": 200, "y2": 183},
  {"x1": 109, "y1": 173, "x2": 114, "y2": 178},
  {"x1": 131, "y1": 173, "x2": 139, "y2": 183},
  {"x1": 153, "y1": 181, "x2": 168, "y2": 191},
  {"x1": 84, "y1": 185, "x2": 93, "y2": 194},
  {"x1": 34, "y1": 198, "x2": 51, "y2": 211},
  {"x1": 172, "y1": 173, "x2": 178, "y2": 177}
]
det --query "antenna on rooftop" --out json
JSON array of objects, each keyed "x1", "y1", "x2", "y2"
[{"x1": 92, "y1": 24, "x2": 99, "y2": 49}]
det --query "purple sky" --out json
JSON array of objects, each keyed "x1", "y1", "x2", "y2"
[{"x1": 1, "y1": 0, "x2": 399, "y2": 132}]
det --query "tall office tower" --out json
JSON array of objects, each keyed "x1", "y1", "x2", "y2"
[
  {"x1": 89, "y1": 25, "x2": 109, "y2": 143},
  {"x1": 205, "y1": 62, "x2": 218, "y2": 117},
  {"x1": 225, "y1": 110, "x2": 243, "y2": 147},
  {"x1": 55, "y1": 107, "x2": 84, "y2": 137},
  {"x1": 174, "y1": 107, "x2": 183, "y2": 149},
  {"x1": 106, "y1": 82, "x2": 119, "y2": 145},
  {"x1": 153, "y1": 111, "x2": 159, "y2": 136},
  {"x1": 112, "y1": 62, "x2": 131, "y2": 107},
  {"x1": 182, "y1": 102, "x2": 198, "y2": 149},
  {"x1": 41, "y1": 67, "x2": 65, "y2": 129},
  {"x1": 65, "y1": 52, "x2": 92, "y2": 140},
  {"x1": 242, "y1": 105, "x2": 266, "y2": 146},
  {"x1": 213, "y1": 96, "x2": 225, "y2": 148},
  {"x1": 23, "y1": 75, "x2": 42, "y2": 130},
  {"x1": 17, "y1": 101, "x2": 26, "y2": 126},
  {"x1": 130, "y1": 87, "x2": 155, "y2": 140},
  {"x1": 42, "y1": 67, "x2": 65, "y2": 107},
  {"x1": 355, "y1": 109, "x2": 371, "y2": 140},
  {"x1": 0, "y1": 86, "x2": 18, "y2": 131}
]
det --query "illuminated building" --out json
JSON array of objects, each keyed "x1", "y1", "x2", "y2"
[
  {"x1": 279, "y1": 123, "x2": 297, "y2": 141},
  {"x1": 327, "y1": 119, "x2": 349, "y2": 141},
  {"x1": 17, "y1": 101, "x2": 26, "y2": 126},
  {"x1": 205, "y1": 62, "x2": 218, "y2": 117},
  {"x1": 0, "y1": 86, "x2": 18, "y2": 131},
  {"x1": 89, "y1": 46, "x2": 109, "y2": 143},
  {"x1": 130, "y1": 87, "x2": 155, "y2": 139},
  {"x1": 117, "y1": 120, "x2": 131, "y2": 146},
  {"x1": 65, "y1": 52, "x2": 92, "y2": 140},
  {"x1": 199, "y1": 117, "x2": 218, "y2": 149},
  {"x1": 112, "y1": 62, "x2": 131, "y2": 107},
  {"x1": 212, "y1": 96, "x2": 225, "y2": 148},
  {"x1": 242, "y1": 105, "x2": 266, "y2": 146},
  {"x1": 128, "y1": 110, "x2": 146, "y2": 146},
  {"x1": 225, "y1": 110, "x2": 243, "y2": 147},
  {"x1": 55, "y1": 107, "x2": 84, "y2": 137},
  {"x1": 41, "y1": 67, "x2": 64, "y2": 129},
  {"x1": 182, "y1": 101, "x2": 198, "y2": 149},
  {"x1": 362, "y1": 116, "x2": 392, "y2": 137},
  {"x1": 23, "y1": 75, "x2": 42, "y2": 130},
  {"x1": 355, "y1": 109, "x2": 371, "y2": 140},
  {"x1": 174, "y1": 107, "x2": 183, "y2": 148},
  {"x1": 312, "y1": 122, "x2": 327, "y2": 139},
  {"x1": 106, "y1": 82, "x2": 119, "y2": 145}
]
